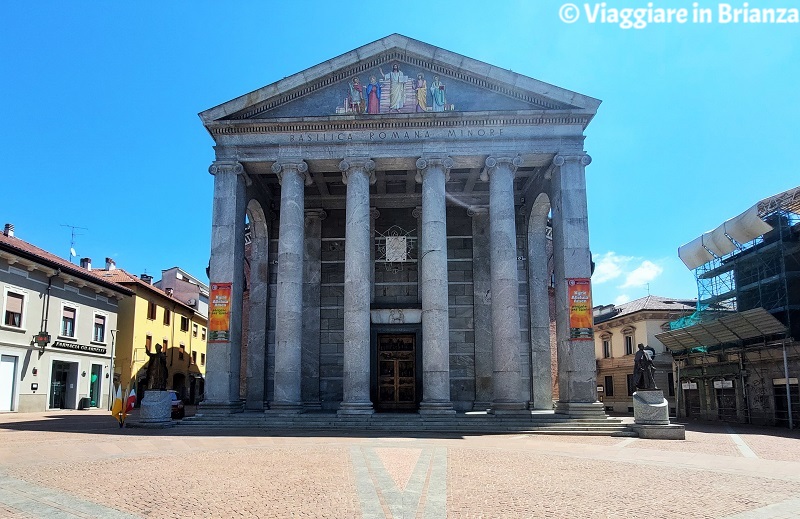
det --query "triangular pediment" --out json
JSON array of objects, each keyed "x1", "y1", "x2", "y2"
[{"x1": 200, "y1": 34, "x2": 600, "y2": 124}]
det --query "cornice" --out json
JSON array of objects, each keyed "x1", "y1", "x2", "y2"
[
  {"x1": 593, "y1": 309, "x2": 687, "y2": 331},
  {"x1": 206, "y1": 111, "x2": 594, "y2": 136}
]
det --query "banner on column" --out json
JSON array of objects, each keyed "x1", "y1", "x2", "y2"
[
  {"x1": 208, "y1": 282, "x2": 232, "y2": 343},
  {"x1": 567, "y1": 278, "x2": 594, "y2": 340}
]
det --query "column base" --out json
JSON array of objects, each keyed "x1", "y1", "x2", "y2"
[
  {"x1": 337, "y1": 402, "x2": 374, "y2": 415},
  {"x1": 419, "y1": 401, "x2": 456, "y2": 415},
  {"x1": 489, "y1": 402, "x2": 530, "y2": 415},
  {"x1": 554, "y1": 401, "x2": 607, "y2": 419},
  {"x1": 197, "y1": 400, "x2": 245, "y2": 416}
]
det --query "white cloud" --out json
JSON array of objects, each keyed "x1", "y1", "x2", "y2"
[
  {"x1": 592, "y1": 252, "x2": 634, "y2": 284},
  {"x1": 614, "y1": 294, "x2": 630, "y2": 305},
  {"x1": 621, "y1": 260, "x2": 664, "y2": 288}
]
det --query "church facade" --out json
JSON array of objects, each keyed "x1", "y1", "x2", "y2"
[{"x1": 200, "y1": 35, "x2": 601, "y2": 417}]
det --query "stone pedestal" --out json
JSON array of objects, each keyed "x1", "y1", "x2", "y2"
[
  {"x1": 633, "y1": 389, "x2": 669, "y2": 425},
  {"x1": 138, "y1": 390, "x2": 172, "y2": 427},
  {"x1": 631, "y1": 389, "x2": 685, "y2": 439}
]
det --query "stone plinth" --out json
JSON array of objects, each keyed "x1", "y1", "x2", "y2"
[
  {"x1": 633, "y1": 389, "x2": 670, "y2": 425},
  {"x1": 629, "y1": 424, "x2": 686, "y2": 440},
  {"x1": 138, "y1": 390, "x2": 173, "y2": 427}
]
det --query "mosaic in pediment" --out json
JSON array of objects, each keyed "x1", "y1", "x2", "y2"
[{"x1": 245, "y1": 61, "x2": 564, "y2": 120}]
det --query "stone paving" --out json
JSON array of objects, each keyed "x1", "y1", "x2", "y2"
[{"x1": 1, "y1": 410, "x2": 800, "y2": 518}]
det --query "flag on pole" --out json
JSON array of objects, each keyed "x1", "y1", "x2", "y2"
[
  {"x1": 125, "y1": 388, "x2": 136, "y2": 414},
  {"x1": 111, "y1": 385, "x2": 123, "y2": 426}
]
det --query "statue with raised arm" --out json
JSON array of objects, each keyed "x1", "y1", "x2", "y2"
[
  {"x1": 145, "y1": 343, "x2": 168, "y2": 391},
  {"x1": 633, "y1": 343, "x2": 657, "y2": 390}
]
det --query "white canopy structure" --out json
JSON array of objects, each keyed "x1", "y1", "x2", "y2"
[{"x1": 678, "y1": 186, "x2": 800, "y2": 270}]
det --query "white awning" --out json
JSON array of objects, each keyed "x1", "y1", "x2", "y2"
[{"x1": 677, "y1": 186, "x2": 800, "y2": 270}]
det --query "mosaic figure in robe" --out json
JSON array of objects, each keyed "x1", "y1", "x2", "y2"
[
  {"x1": 415, "y1": 73, "x2": 428, "y2": 112},
  {"x1": 380, "y1": 63, "x2": 407, "y2": 112},
  {"x1": 366, "y1": 76, "x2": 381, "y2": 114},
  {"x1": 430, "y1": 75, "x2": 446, "y2": 112}
]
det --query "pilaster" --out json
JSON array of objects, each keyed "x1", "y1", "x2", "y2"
[
  {"x1": 527, "y1": 197, "x2": 554, "y2": 410},
  {"x1": 302, "y1": 209, "x2": 326, "y2": 411},
  {"x1": 468, "y1": 206, "x2": 492, "y2": 410}
]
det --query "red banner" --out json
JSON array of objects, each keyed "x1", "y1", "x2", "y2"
[
  {"x1": 208, "y1": 282, "x2": 232, "y2": 343},
  {"x1": 568, "y1": 278, "x2": 594, "y2": 340}
]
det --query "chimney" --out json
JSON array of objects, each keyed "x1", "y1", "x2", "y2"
[
  {"x1": 165, "y1": 287, "x2": 174, "y2": 297},
  {"x1": 3, "y1": 223, "x2": 14, "y2": 238},
  {"x1": 141, "y1": 273, "x2": 153, "y2": 284},
  {"x1": 105, "y1": 257, "x2": 116, "y2": 271},
  {"x1": 80, "y1": 257, "x2": 92, "y2": 271}
]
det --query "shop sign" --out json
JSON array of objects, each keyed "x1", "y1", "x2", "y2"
[{"x1": 51, "y1": 340, "x2": 106, "y2": 355}]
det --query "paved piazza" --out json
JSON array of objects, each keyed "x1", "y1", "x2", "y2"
[{"x1": 2, "y1": 411, "x2": 800, "y2": 518}]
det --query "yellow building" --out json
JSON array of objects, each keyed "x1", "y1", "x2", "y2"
[{"x1": 95, "y1": 262, "x2": 208, "y2": 404}]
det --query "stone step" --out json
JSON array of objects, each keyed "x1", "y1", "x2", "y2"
[{"x1": 177, "y1": 415, "x2": 636, "y2": 436}]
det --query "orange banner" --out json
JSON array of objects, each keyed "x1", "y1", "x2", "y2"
[
  {"x1": 208, "y1": 282, "x2": 232, "y2": 343},
  {"x1": 568, "y1": 278, "x2": 594, "y2": 340}
]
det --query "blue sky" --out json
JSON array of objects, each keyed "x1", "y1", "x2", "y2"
[{"x1": 2, "y1": 1, "x2": 797, "y2": 307}]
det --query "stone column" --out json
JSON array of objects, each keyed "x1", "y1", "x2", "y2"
[
  {"x1": 302, "y1": 209, "x2": 326, "y2": 411},
  {"x1": 203, "y1": 161, "x2": 246, "y2": 413},
  {"x1": 270, "y1": 161, "x2": 311, "y2": 412},
  {"x1": 551, "y1": 153, "x2": 601, "y2": 417},
  {"x1": 338, "y1": 158, "x2": 375, "y2": 415},
  {"x1": 527, "y1": 196, "x2": 553, "y2": 410},
  {"x1": 482, "y1": 156, "x2": 528, "y2": 414},
  {"x1": 469, "y1": 206, "x2": 492, "y2": 410},
  {"x1": 416, "y1": 157, "x2": 455, "y2": 414}
]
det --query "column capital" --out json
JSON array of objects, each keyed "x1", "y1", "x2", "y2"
[
  {"x1": 553, "y1": 153, "x2": 592, "y2": 167},
  {"x1": 209, "y1": 161, "x2": 244, "y2": 176},
  {"x1": 339, "y1": 158, "x2": 376, "y2": 185},
  {"x1": 271, "y1": 161, "x2": 312, "y2": 186},
  {"x1": 304, "y1": 208, "x2": 327, "y2": 223},
  {"x1": 412, "y1": 206, "x2": 422, "y2": 220},
  {"x1": 467, "y1": 205, "x2": 489, "y2": 218},
  {"x1": 481, "y1": 156, "x2": 523, "y2": 181},
  {"x1": 370, "y1": 208, "x2": 381, "y2": 221},
  {"x1": 415, "y1": 157, "x2": 453, "y2": 183}
]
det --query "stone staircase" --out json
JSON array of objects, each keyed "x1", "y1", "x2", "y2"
[{"x1": 178, "y1": 411, "x2": 637, "y2": 437}]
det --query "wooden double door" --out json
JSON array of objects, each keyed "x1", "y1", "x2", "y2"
[{"x1": 376, "y1": 334, "x2": 417, "y2": 411}]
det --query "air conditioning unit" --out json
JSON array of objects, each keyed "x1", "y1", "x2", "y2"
[{"x1": 187, "y1": 298, "x2": 197, "y2": 306}]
